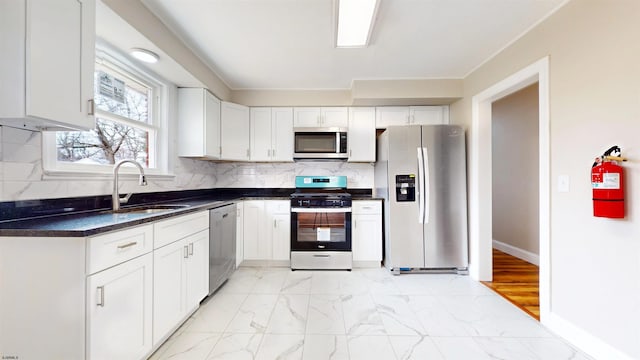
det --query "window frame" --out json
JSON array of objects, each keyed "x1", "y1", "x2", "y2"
[{"x1": 43, "y1": 44, "x2": 172, "y2": 179}]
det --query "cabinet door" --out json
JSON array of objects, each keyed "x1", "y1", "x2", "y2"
[
  {"x1": 28, "y1": 0, "x2": 95, "y2": 129},
  {"x1": 375, "y1": 107, "x2": 410, "y2": 129},
  {"x1": 352, "y1": 214, "x2": 382, "y2": 262},
  {"x1": 250, "y1": 107, "x2": 272, "y2": 161},
  {"x1": 321, "y1": 107, "x2": 349, "y2": 128},
  {"x1": 271, "y1": 213, "x2": 291, "y2": 261},
  {"x1": 271, "y1": 107, "x2": 294, "y2": 161},
  {"x1": 236, "y1": 202, "x2": 244, "y2": 267},
  {"x1": 221, "y1": 101, "x2": 250, "y2": 160},
  {"x1": 205, "y1": 91, "x2": 222, "y2": 157},
  {"x1": 87, "y1": 253, "x2": 153, "y2": 360},
  {"x1": 348, "y1": 107, "x2": 376, "y2": 162},
  {"x1": 243, "y1": 200, "x2": 269, "y2": 260},
  {"x1": 185, "y1": 230, "x2": 210, "y2": 310},
  {"x1": 153, "y1": 239, "x2": 187, "y2": 345},
  {"x1": 293, "y1": 107, "x2": 321, "y2": 127},
  {"x1": 409, "y1": 106, "x2": 448, "y2": 125}
]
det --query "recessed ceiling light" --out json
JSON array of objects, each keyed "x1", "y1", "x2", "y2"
[
  {"x1": 335, "y1": 0, "x2": 379, "y2": 48},
  {"x1": 130, "y1": 48, "x2": 159, "y2": 63}
]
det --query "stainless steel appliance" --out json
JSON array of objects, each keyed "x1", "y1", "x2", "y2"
[
  {"x1": 209, "y1": 203, "x2": 237, "y2": 295},
  {"x1": 293, "y1": 128, "x2": 348, "y2": 159},
  {"x1": 374, "y1": 125, "x2": 468, "y2": 274},
  {"x1": 290, "y1": 176, "x2": 352, "y2": 270}
]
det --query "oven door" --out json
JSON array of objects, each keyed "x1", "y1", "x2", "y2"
[{"x1": 291, "y1": 207, "x2": 352, "y2": 251}]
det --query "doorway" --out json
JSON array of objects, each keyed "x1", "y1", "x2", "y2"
[
  {"x1": 468, "y1": 57, "x2": 550, "y2": 322},
  {"x1": 485, "y1": 83, "x2": 540, "y2": 319}
]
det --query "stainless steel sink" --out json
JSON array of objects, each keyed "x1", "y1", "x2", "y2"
[{"x1": 108, "y1": 204, "x2": 190, "y2": 214}]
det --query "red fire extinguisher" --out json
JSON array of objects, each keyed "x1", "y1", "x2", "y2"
[{"x1": 591, "y1": 145, "x2": 627, "y2": 218}]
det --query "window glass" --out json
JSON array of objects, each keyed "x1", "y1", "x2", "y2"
[{"x1": 54, "y1": 62, "x2": 157, "y2": 168}]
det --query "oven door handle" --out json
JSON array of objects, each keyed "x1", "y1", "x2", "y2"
[{"x1": 291, "y1": 207, "x2": 352, "y2": 213}]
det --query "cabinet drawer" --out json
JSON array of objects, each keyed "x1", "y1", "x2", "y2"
[
  {"x1": 88, "y1": 224, "x2": 153, "y2": 274},
  {"x1": 266, "y1": 200, "x2": 290, "y2": 214},
  {"x1": 154, "y1": 211, "x2": 209, "y2": 249},
  {"x1": 352, "y1": 201, "x2": 382, "y2": 214}
]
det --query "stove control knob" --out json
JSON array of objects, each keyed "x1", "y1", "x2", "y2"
[{"x1": 298, "y1": 200, "x2": 303, "y2": 206}]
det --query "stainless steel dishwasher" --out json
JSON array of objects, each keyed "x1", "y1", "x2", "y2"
[{"x1": 209, "y1": 203, "x2": 237, "y2": 296}]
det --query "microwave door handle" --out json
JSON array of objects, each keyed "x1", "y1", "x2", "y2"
[
  {"x1": 336, "y1": 132, "x2": 340, "y2": 153},
  {"x1": 417, "y1": 147, "x2": 425, "y2": 224}
]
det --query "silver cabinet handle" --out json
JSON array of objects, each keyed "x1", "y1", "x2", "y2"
[
  {"x1": 223, "y1": 213, "x2": 229, "y2": 218},
  {"x1": 362, "y1": 206, "x2": 372, "y2": 210},
  {"x1": 354, "y1": 220, "x2": 357, "y2": 229},
  {"x1": 246, "y1": 149, "x2": 250, "y2": 158},
  {"x1": 272, "y1": 149, "x2": 276, "y2": 157},
  {"x1": 274, "y1": 219, "x2": 276, "y2": 228},
  {"x1": 117, "y1": 241, "x2": 137, "y2": 249},
  {"x1": 184, "y1": 245, "x2": 189, "y2": 258},
  {"x1": 88, "y1": 99, "x2": 95, "y2": 116},
  {"x1": 97, "y1": 286, "x2": 104, "y2": 307},
  {"x1": 313, "y1": 254, "x2": 330, "y2": 258},
  {"x1": 267, "y1": 149, "x2": 271, "y2": 157},
  {"x1": 188, "y1": 242, "x2": 194, "y2": 256}
]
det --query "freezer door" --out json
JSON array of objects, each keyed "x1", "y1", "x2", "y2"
[
  {"x1": 421, "y1": 125, "x2": 468, "y2": 269},
  {"x1": 385, "y1": 126, "x2": 425, "y2": 268}
]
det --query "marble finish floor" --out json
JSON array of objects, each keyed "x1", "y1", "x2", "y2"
[{"x1": 150, "y1": 267, "x2": 592, "y2": 360}]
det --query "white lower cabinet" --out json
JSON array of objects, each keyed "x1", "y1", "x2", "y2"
[
  {"x1": 352, "y1": 200, "x2": 383, "y2": 267},
  {"x1": 242, "y1": 200, "x2": 290, "y2": 264},
  {"x1": 87, "y1": 252, "x2": 153, "y2": 360}
]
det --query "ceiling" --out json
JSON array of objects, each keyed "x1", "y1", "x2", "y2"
[{"x1": 139, "y1": 0, "x2": 565, "y2": 91}]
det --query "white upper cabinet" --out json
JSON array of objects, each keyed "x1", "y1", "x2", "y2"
[
  {"x1": 178, "y1": 88, "x2": 221, "y2": 159},
  {"x1": 294, "y1": 107, "x2": 348, "y2": 128},
  {"x1": 221, "y1": 101, "x2": 251, "y2": 161},
  {"x1": 376, "y1": 106, "x2": 449, "y2": 128},
  {"x1": 410, "y1": 106, "x2": 449, "y2": 125},
  {"x1": 348, "y1": 107, "x2": 376, "y2": 162},
  {"x1": 250, "y1": 107, "x2": 294, "y2": 162},
  {"x1": 0, "y1": 0, "x2": 96, "y2": 131}
]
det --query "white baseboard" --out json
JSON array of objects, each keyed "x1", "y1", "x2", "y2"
[
  {"x1": 492, "y1": 239, "x2": 540, "y2": 266},
  {"x1": 544, "y1": 312, "x2": 635, "y2": 360}
]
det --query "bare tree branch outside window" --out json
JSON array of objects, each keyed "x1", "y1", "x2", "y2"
[{"x1": 56, "y1": 67, "x2": 152, "y2": 166}]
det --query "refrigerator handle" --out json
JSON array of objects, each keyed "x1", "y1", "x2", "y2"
[
  {"x1": 422, "y1": 147, "x2": 430, "y2": 224},
  {"x1": 417, "y1": 147, "x2": 425, "y2": 224}
]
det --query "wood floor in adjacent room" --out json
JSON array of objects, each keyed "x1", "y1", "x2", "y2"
[{"x1": 481, "y1": 248, "x2": 540, "y2": 320}]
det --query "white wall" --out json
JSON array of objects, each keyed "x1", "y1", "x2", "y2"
[
  {"x1": 450, "y1": 1, "x2": 640, "y2": 358},
  {"x1": 491, "y1": 83, "x2": 539, "y2": 256}
]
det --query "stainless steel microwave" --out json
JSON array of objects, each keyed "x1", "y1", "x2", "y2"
[{"x1": 293, "y1": 127, "x2": 348, "y2": 159}]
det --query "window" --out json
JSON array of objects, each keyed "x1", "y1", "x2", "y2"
[{"x1": 44, "y1": 47, "x2": 169, "y2": 176}]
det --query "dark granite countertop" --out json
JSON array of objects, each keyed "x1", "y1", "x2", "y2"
[{"x1": 0, "y1": 188, "x2": 377, "y2": 237}]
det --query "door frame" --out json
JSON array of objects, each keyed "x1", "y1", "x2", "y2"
[{"x1": 468, "y1": 57, "x2": 550, "y2": 321}]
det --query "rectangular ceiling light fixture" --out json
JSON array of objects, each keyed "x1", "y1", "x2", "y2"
[{"x1": 335, "y1": 0, "x2": 379, "y2": 48}]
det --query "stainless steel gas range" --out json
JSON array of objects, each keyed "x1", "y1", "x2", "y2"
[{"x1": 290, "y1": 176, "x2": 352, "y2": 270}]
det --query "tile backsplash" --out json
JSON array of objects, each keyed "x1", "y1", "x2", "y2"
[{"x1": 0, "y1": 126, "x2": 374, "y2": 202}]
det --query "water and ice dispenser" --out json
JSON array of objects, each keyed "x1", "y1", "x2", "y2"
[{"x1": 395, "y1": 174, "x2": 415, "y2": 202}]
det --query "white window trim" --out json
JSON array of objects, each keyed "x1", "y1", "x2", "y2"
[{"x1": 43, "y1": 41, "x2": 174, "y2": 180}]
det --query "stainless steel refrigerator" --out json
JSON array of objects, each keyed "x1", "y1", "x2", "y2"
[{"x1": 374, "y1": 125, "x2": 468, "y2": 274}]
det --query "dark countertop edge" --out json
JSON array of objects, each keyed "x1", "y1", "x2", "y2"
[{"x1": 0, "y1": 188, "x2": 377, "y2": 237}]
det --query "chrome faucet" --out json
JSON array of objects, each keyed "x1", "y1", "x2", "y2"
[{"x1": 112, "y1": 159, "x2": 148, "y2": 211}]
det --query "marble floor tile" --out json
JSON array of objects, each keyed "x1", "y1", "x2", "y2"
[
  {"x1": 431, "y1": 337, "x2": 493, "y2": 360},
  {"x1": 387, "y1": 335, "x2": 444, "y2": 360},
  {"x1": 207, "y1": 333, "x2": 262, "y2": 360},
  {"x1": 251, "y1": 269, "x2": 289, "y2": 294},
  {"x1": 341, "y1": 294, "x2": 386, "y2": 336},
  {"x1": 148, "y1": 267, "x2": 595, "y2": 360},
  {"x1": 225, "y1": 294, "x2": 279, "y2": 333},
  {"x1": 266, "y1": 294, "x2": 310, "y2": 334},
  {"x1": 519, "y1": 338, "x2": 594, "y2": 360},
  {"x1": 255, "y1": 334, "x2": 304, "y2": 360},
  {"x1": 302, "y1": 335, "x2": 349, "y2": 360},
  {"x1": 473, "y1": 337, "x2": 539, "y2": 360},
  {"x1": 306, "y1": 294, "x2": 346, "y2": 335},
  {"x1": 373, "y1": 295, "x2": 426, "y2": 336},
  {"x1": 281, "y1": 271, "x2": 313, "y2": 294},
  {"x1": 189, "y1": 294, "x2": 247, "y2": 333},
  {"x1": 156, "y1": 332, "x2": 221, "y2": 360},
  {"x1": 347, "y1": 335, "x2": 397, "y2": 360}
]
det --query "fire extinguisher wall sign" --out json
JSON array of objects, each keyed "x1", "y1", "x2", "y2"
[{"x1": 591, "y1": 145, "x2": 626, "y2": 218}]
